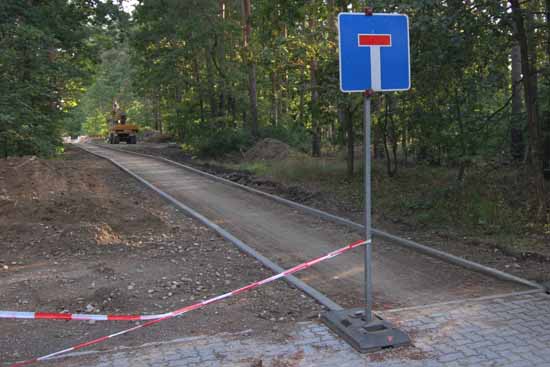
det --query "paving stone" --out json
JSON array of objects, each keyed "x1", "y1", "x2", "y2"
[{"x1": 54, "y1": 291, "x2": 550, "y2": 367}]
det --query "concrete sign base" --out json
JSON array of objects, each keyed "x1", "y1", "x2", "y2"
[{"x1": 322, "y1": 308, "x2": 411, "y2": 353}]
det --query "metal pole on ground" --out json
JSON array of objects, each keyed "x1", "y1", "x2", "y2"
[{"x1": 364, "y1": 89, "x2": 373, "y2": 323}]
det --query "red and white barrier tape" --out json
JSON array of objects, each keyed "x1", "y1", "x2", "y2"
[
  {"x1": 7, "y1": 239, "x2": 367, "y2": 367},
  {"x1": 0, "y1": 311, "x2": 169, "y2": 322}
]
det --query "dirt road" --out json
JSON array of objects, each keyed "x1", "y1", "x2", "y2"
[{"x1": 83, "y1": 143, "x2": 528, "y2": 309}]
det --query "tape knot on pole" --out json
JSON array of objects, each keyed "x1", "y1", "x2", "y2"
[
  {"x1": 364, "y1": 7, "x2": 374, "y2": 16},
  {"x1": 364, "y1": 89, "x2": 374, "y2": 97}
]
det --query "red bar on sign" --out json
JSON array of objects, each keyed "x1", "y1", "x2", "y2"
[{"x1": 359, "y1": 34, "x2": 391, "y2": 46}]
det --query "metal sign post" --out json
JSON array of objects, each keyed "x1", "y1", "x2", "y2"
[
  {"x1": 363, "y1": 89, "x2": 374, "y2": 323},
  {"x1": 322, "y1": 6, "x2": 411, "y2": 353}
]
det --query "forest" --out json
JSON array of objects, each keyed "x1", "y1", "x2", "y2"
[{"x1": 1, "y1": 0, "x2": 549, "y2": 229}]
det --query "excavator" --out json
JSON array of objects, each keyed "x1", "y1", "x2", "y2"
[{"x1": 108, "y1": 102, "x2": 139, "y2": 144}]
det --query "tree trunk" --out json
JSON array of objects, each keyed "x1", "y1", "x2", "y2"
[
  {"x1": 546, "y1": 0, "x2": 550, "y2": 62},
  {"x1": 229, "y1": 95, "x2": 237, "y2": 126},
  {"x1": 389, "y1": 99, "x2": 398, "y2": 175},
  {"x1": 511, "y1": 43, "x2": 524, "y2": 160},
  {"x1": 248, "y1": 64, "x2": 259, "y2": 134},
  {"x1": 241, "y1": 0, "x2": 259, "y2": 137},
  {"x1": 270, "y1": 71, "x2": 278, "y2": 126},
  {"x1": 542, "y1": 0, "x2": 550, "y2": 177},
  {"x1": 193, "y1": 59, "x2": 205, "y2": 125},
  {"x1": 218, "y1": 0, "x2": 226, "y2": 115},
  {"x1": 310, "y1": 58, "x2": 321, "y2": 157},
  {"x1": 455, "y1": 88, "x2": 467, "y2": 183},
  {"x1": 383, "y1": 95, "x2": 397, "y2": 177},
  {"x1": 309, "y1": 10, "x2": 321, "y2": 157},
  {"x1": 174, "y1": 86, "x2": 183, "y2": 141},
  {"x1": 343, "y1": 104, "x2": 354, "y2": 177},
  {"x1": 511, "y1": 0, "x2": 547, "y2": 217},
  {"x1": 205, "y1": 48, "x2": 218, "y2": 118},
  {"x1": 299, "y1": 67, "x2": 306, "y2": 125},
  {"x1": 154, "y1": 92, "x2": 162, "y2": 134},
  {"x1": 402, "y1": 121, "x2": 408, "y2": 165}
]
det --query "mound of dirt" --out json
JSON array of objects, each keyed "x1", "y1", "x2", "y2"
[
  {"x1": 142, "y1": 130, "x2": 174, "y2": 143},
  {"x1": 244, "y1": 138, "x2": 291, "y2": 161},
  {"x1": 0, "y1": 147, "x2": 171, "y2": 255}
]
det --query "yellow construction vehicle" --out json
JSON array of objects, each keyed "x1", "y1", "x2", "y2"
[{"x1": 108, "y1": 102, "x2": 139, "y2": 144}]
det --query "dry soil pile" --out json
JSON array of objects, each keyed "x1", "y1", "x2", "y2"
[{"x1": 244, "y1": 138, "x2": 291, "y2": 161}]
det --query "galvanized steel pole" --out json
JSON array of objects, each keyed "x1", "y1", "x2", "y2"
[
  {"x1": 362, "y1": 2, "x2": 374, "y2": 324},
  {"x1": 364, "y1": 91, "x2": 373, "y2": 323}
]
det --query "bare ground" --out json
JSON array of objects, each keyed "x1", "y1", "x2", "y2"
[{"x1": 0, "y1": 147, "x2": 320, "y2": 364}]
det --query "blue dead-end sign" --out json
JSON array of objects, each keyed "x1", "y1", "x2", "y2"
[{"x1": 338, "y1": 13, "x2": 410, "y2": 93}]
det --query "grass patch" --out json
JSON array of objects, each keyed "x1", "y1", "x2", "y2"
[
  {"x1": 223, "y1": 154, "x2": 544, "y2": 241},
  {"x1": 372, "y1": 162, "x2": 528, "y2": 235},
  {"x1": 262, "y1": 157, "x2": 349, "y2": 184}
]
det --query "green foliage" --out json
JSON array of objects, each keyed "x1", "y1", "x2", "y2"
[
  {"x1": 4, "y1": 0, "x2": 550, "y2": 165},
  {"x1": 0, "y1": 0, "x2": 124, "y2": 156},
  {"x1": 121, "y1": 0, "x2": 550, "y2": 168},
  {"x1": 74, "y1": 45, "x2": 155, "y2": 137},
  {"x1": 82, "y1": 110, "x2": 109, "y2": 137}
]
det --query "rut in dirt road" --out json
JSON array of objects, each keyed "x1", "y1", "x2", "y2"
[{"x1": 81, "y1": 143, "x2": 528, "y2": 309}]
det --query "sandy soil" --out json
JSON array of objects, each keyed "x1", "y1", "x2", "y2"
[{"x1": 0, "y1": 147, "x2": 320, "y2": 364}]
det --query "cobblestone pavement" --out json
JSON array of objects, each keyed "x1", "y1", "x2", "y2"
[{"x1": 41, "y1": 291, "x2": 550, "y2": 367}]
